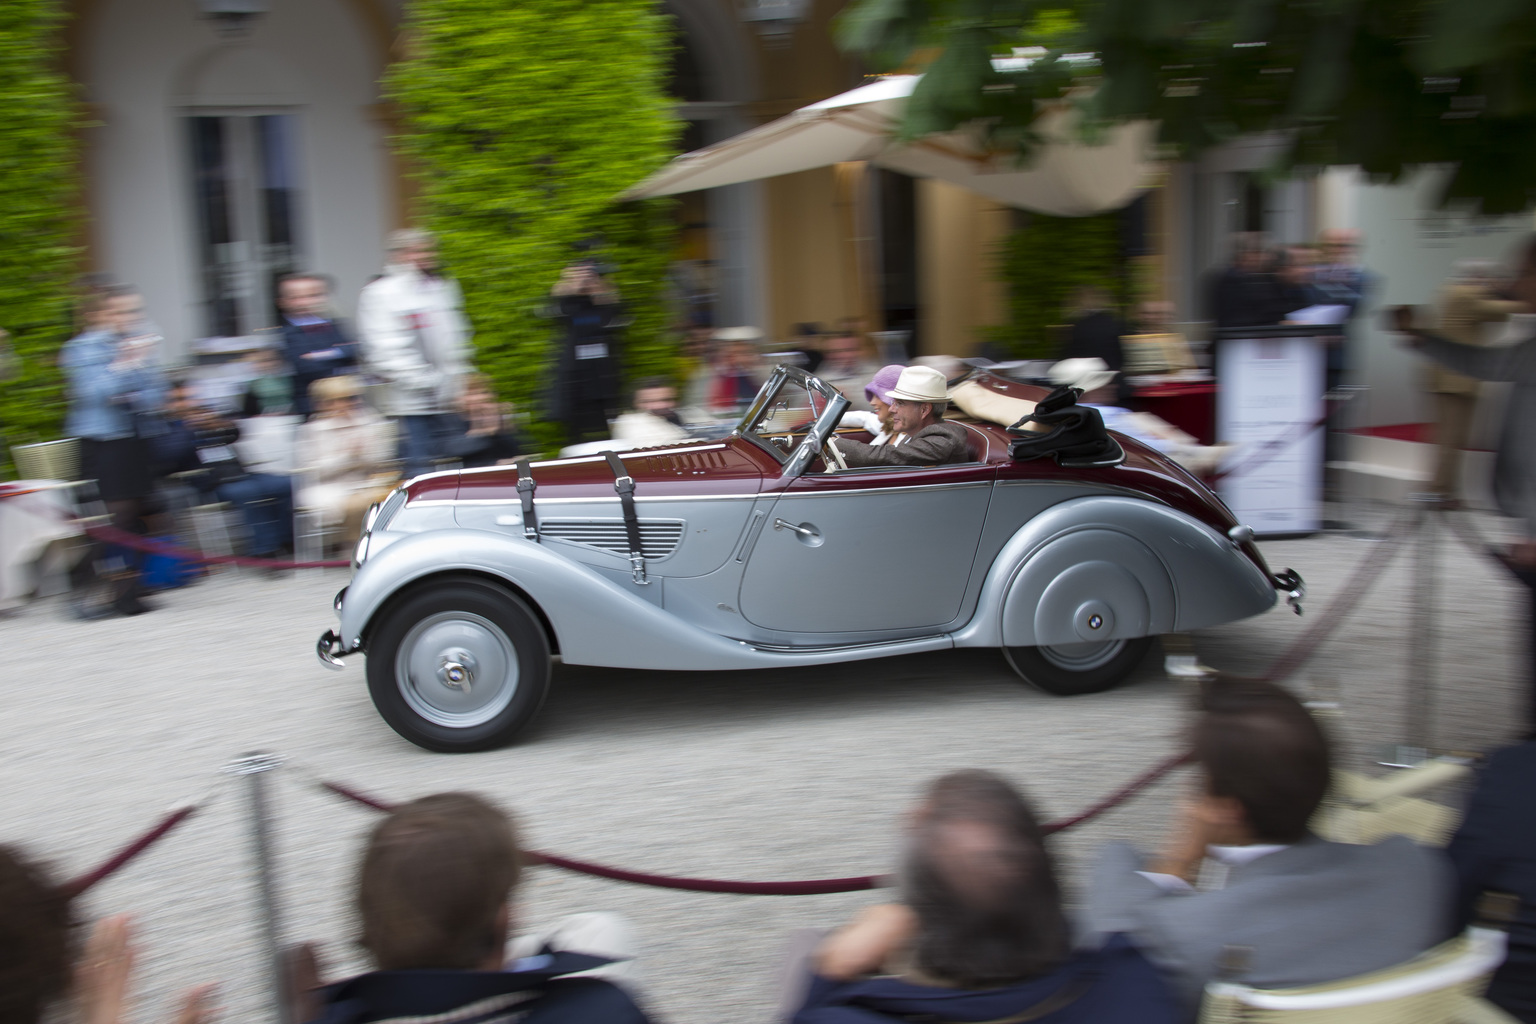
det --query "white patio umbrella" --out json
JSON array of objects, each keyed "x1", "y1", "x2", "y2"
[{"x1": 624, "y1": 75, "x2": 1155, "y2": 216}]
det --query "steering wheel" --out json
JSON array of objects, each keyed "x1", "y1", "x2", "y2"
[{"x1": 822, "y1": 436, "x2": 848, "y2": 472}]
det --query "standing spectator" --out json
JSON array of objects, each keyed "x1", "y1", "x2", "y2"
[
  {"x1": 785, "y1": 770, "x2": 1175, "y2": 1023},
  {"x1": 705, "y1": 330, "x2": 764, "y2": 414},
  {"x1": 59, "y1": 285, "x2": 167, "y2": 615},
  {"x1": 1207, "y1": 233, "x2": 1285, "y2": 331},
  {"x1": 1446, "y1": 739, "x2": 1536, "y2": 1022},
  {"x1": 294, "y1": 375, "x2": 398, "y2": 551},
  {"x1": 550, "y1": 258, "x2": 625, "y2": 445},
  {"x1": 1313, "y1": 228, "x2": 1373, "y2": 391},
  {"x1": 358, "y1": 229, "x2": 474, "y2": 479},
  {"x1": 816, "y1": 331, "x2": 877, "y2": 412},
  {"x1": 1393, "y1": 238, "x2": 1536, "y2": 734},
  {"x1": 1061, "y1": 285, "x2": 1130, "y2": 403},
  {"x1": 1425, "y1": 259, "x2": 1523, "y2": 501},
  {"x1": 1274, "y1": 245, "x2": 1323, "y2": 317},
  {"x1": 276, "y1": 272, "x2": 358, "y2": 418}
]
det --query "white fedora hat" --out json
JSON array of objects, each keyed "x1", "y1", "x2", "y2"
[
  {"x1": 886, "y1": 364, "x2": 950, "y2": 404},
  {"x1": 1049, "y1": 357, "x2": 1118, "y2": 394}
]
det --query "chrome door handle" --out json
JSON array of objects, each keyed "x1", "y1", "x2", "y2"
[{"x1": 773, "y1": 518, "x2": 816, "y2": 538}]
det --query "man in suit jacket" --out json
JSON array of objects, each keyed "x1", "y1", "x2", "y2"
[
  {"x1": 1084, "y1": 677, "x2": 1453, "y2": 1020},
  {"x1": 829, "y1": 365, "x2": 971, "y2": 468},
  {"x1": 1447, "y1": 740, "x2": 1536, "y2": 1022},
  {"x1": 277, "y1": 272, "x2": 358, "y2": 418}
]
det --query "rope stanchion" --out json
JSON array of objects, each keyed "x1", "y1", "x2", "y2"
[
  {"x1": 318, "y1": 753, "x2": 1190, "y2": 896},
  {"x1": 60, "y1": 802, "x2": 200, "y2": 899}
]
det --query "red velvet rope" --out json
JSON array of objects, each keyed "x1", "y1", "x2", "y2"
[
  {"x1": 60, "y1": 804, "x2": 198, "y2": 899},
  {"x1": 319, "y1": 752, "x2": 1190, "y2": 896}
]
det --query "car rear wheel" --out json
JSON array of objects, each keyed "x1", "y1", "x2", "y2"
[
  {"x1": 366, "y1": 578, "x2": 550, "y2": 752},
  {"x1": 1002, "y1": 636, "x2": 1155, "y2": 696}
]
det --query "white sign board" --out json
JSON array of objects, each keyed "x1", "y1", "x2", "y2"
[{"x1": 1217, "y1": 335, "x2": 1326, "y2": 536}]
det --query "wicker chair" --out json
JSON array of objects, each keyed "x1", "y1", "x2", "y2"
[{"x1": 1199, "y1": 927, "x2": 1516, "y2": 1024}]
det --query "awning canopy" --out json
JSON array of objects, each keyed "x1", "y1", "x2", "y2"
[{"x1": 624, "y1": 75, "x2": 1155, "y2": 217}]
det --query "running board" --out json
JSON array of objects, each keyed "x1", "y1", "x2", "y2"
[{"x1": 742, "y1": 633, "x2": 950, "y2": 655}]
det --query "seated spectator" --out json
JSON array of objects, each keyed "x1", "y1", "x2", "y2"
[
  {"x1": 157, "y1": 382, "x2": 295, "y2": 558},
  {"x1": 706, "y1": 329, "x2": 764, "y2": 414},
  {"x1": 1447, "y1": 739, "x2": 1536, "y2": 1023},
  {"x1": 294, "y1": 792, "x2": 649, "y2": 1024},
  {"x1": 838, "y1": 364, "x2": 904, "y2": 445},
  {"x1": 240, "y1": 344, "x2": 298, "y2": 418},
  {"x1": 0, "y1": 844, "x2": 213, "y2": 1024},
  {"x1": 294, "y1": 376, "x2": 398, "y2": 551},
  {"x1": 1085, "y1": 676, "x2": 1454, "y2": 1019},
  {"x1": 277, "y1": 272, "x2": 359, "y2": 418},
  {"x1": 445, "y1": 373, "x2": 525, "y2": 469},
  {"x1": 787, "y1": 770, "x2": 1175, "y2": 1023},
  {"x1": 816, "y1": 331, "x2": 877, "y2": 412},
  {"x1": 826, "y1": 366, "x2": 970, "y2": 468},
  {"x1": 1049, "y1": 359, "x2": 1230, "y2": 475},
  {"x1": 612, "y1": 378, "x2": 688, "y2": 446}
]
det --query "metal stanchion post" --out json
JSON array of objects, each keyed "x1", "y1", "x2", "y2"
[
  {"x1": 224, "y1": 752, "x2": 291, "y2": 1024},
  {"x1": 1404, "y1": 494, "x2": 1441, "y2": 758}
]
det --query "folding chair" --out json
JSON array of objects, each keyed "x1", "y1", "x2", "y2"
[
  {"x1": 1200, "y1": 927, "x2": 1517, "y2": 1024},
  {"x1": 1313, "y1": 758, "x2": 1473, "y2": 847}
]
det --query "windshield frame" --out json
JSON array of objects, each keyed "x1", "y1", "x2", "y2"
[{"x1": 732, "y1": 365, "x2": 850, "y2": 478}]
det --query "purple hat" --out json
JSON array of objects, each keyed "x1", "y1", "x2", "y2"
[{"x1": 864, "y1": 364, "x2": 906, "y2": 404}]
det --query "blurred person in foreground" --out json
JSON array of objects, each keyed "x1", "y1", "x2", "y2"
[
  {"x1": 445, "y1": 373, "x2": 526, "y2": 468},
  {"x1": 276, "y1": 272, "x2": 359, "y2": 418},
  {"x1": 292, "y1": 792, "x2": 649, "y2": 1024},
  {"x1": 358, "y1": 229, "x2": 473, "y2": 479},
  {"x1": 1423, "y1": 259, "x2": 1524, "y2": 502},
  {"x1": 1446, "y1": 738, "x2": 1536, "y2": 1022},
  {"x1": 611, "y1": 378, "x2": 688, "y2": 446},
  {"x1": 294, "y1": 375, "x2": 398, "y2": 552},
  {"x1": 0, "y1": 844, "x2": 215, "y2": 1024},
  {"x1": 1085, "y1": 676, "x2": 1452, "y2": 1019},
  {"x1": 785, "y1": 769, "x2": 1175, "y2": 1023},
  {"x1": 59, "y1": 285, "x2": 168, "y2": 615},
  {"x1": 1392, "y1": 237, "x2": 1536, "y2": 733}
]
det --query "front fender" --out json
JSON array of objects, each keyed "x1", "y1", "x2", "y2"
[
  {"x1": 952, "y1": 496, "x2": 1277, "y2": 648},
  {"x1": 337, "y1": 529, "x2": 922, "y2": 672}
]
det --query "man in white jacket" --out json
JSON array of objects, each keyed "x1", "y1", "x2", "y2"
[{"x1": 358, "y1": 229, "x2": 474, "y2": 477}]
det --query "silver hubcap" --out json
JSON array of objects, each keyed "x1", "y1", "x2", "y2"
[
  {"x1": 396, "y1": 611, "x2": 518, "y2": 728},
  {"x1": 1036, "y1": 638, "x2": 1127, "y2": 672}
]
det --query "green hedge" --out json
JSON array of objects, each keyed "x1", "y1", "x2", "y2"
[
  {"x1": 0, "y1": 0, "x2": 79, "y2": 477},
  {"x1": 387, "y1": 0, "x2": 680, "y2": 446},
  {"x1": 987, "y1": 212, "x2": 1125, "y2": 361}
]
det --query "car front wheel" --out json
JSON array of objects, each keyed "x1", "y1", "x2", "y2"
[
  {"x1": 1002, "y1": 636, "x2": 1154, "y2": 696},
  {"x1": 366, "y1": 578, "x2": 551, "y2": 752}
]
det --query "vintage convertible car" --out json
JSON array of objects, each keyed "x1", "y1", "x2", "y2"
[{"x1": 317, "y1": 367, "x2": 1301, "y2": 752}]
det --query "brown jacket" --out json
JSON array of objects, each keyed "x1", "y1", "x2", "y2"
[
  {"x1": 1428, "y1": 284, "x2": 1523, "y2": 395},
  {"x1": 834, "y1": 419, "x2": 972, "y2": 467}
]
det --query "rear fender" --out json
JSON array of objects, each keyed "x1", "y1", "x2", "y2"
[{"x1": 952, "y1": 496, "x2": 1276, "y2": 648}]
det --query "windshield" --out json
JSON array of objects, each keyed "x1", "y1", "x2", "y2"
[{"x1": 735, "y1": 366, "x2": 844, "y2": 464}]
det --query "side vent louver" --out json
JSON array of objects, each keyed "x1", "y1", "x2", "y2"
[{"x1": 537, "y1": 518, "x2": 685, "y2": 560}]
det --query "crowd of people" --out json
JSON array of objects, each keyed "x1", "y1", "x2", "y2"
[{"x1": 5, "y1": 678, "x2": 1532, "y2": 1024}]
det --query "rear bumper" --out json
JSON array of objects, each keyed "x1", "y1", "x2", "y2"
[{"x1": 317, "y1": 629, "x2": 352, "y2": 670}]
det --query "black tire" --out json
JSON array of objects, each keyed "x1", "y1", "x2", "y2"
[
  {"x1": 365, "y1": 578, "x2": 551, "y2": 752},
  {"x1": 1002, "y1": 636, "x2": 1155, "y2": 696}
]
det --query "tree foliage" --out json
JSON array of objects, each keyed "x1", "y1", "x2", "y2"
[
  {"x1": 990, "y1": 212, "x2": 1123, "y2": 359},
  {"x1": 388, "y1": 0, "x2": 680, "y2": 438},
  {"x1": 839, "y1": 0, "x2": 1536, "y2": 214},
  {"x1": 0, "y1": 0, "x2": 79, "y2": 475}
]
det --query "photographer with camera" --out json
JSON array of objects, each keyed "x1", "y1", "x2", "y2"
[{"x1": 550, "y1": 251, "x2": 626, "y2": 445}]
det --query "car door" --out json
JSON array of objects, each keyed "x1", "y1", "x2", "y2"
[{"x1": 738, "y1": 463, "x2": 995, "y2": 634}]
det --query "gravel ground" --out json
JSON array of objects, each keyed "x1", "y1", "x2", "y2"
[{"x1": 0, "y1": 502, "x2": 1527, "y2": 1024}]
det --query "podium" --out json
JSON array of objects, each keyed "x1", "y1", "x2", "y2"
[{"x1": 1214, "y1": 325, "x2": 1333, "y2": 537}]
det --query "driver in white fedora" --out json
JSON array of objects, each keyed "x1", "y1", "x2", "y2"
[{"x1": 827, "y1": 365, "x2": 971, "y2": 467}]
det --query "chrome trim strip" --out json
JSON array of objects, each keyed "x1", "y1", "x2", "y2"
[
  {"x1": 744, "y1": 633, "x2": 949, "y2": 654},
  {"x1": 772, "y1": 480, "x2": 992, "y2": 499},
  {"x1": 416, "y1": 493, "x2": 761, "y2": 507}
]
